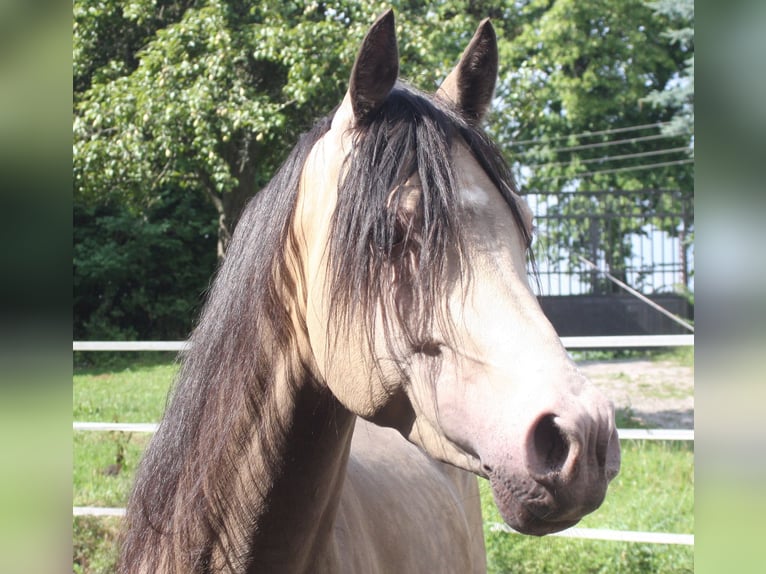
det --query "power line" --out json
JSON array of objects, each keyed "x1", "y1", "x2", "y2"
[
  {"x1": 529, "y1": 146, "x2": 692, "y2": 169},
  {"x1": 531, "y1": 158, "x2": 694, "y2": 181},
  {"x1": 507, "y1": 121, "x2": 673, "y2": 147},
  {"x1": 515, "y1": 132, "x2": 682, "y2": 157}
]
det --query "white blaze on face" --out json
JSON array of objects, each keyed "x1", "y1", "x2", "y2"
[{"x1": 460, "y1": 182, "x2": 492, "y2": 211}]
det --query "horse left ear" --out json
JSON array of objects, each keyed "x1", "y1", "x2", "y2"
[
  {"x1": 349, "y1": 9, "x2": 399, "y2": 124},
  {"x1": 436, "y1": 19, "x2": 498, "y2": 124}
]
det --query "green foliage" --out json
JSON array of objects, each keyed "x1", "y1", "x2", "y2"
[
  {"x1": 73, "y1": 1, "x2": 694, "y2": 339},
  {"x1": 496, "y1": 0, "x2": 692, "y2": 189},
  {"x1": 73, "y1": 189, "x2": 217, "y2": 341},
  {"x1": 72, "y1": 1, "x2": 486, "y2": 253},
  {"x1": 643, "y1": 0, "x2": 694, "y2": 138},
  {"x1": 490, "y1": 0, "x2": 694, "y2": 292},
  {"x1": 72, "y1": 2, "x2": 499, "y2": 341},
  {"x1": 71, "y1": 1, "x2": 515, "y2": 340}
]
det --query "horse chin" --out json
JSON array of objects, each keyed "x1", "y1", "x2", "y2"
[
  {"x1": 487, "y1": 472, "x2": 598, "y2": 537},
  {"x1": 505, "y1": 514, "x2": 581, "y2": 537}
]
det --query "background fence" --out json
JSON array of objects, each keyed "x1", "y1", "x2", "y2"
[
  {"x1": 523, "y1": 189, "x2": 694, "y2": 337},
  {"x1": 527, "y1": 189, "x2": 693, "y2": 297},
  {"x1": 73, "y1": 336, "x2": 694, "y2": 546}
]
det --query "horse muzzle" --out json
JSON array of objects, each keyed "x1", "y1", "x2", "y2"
[{"x1": 485, "y1": 408, "x2": 621, "y2": 536}]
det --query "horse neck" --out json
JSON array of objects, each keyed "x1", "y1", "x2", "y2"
[
  {"x1": 236, "y1": 369, "x2": 356, "y2": 573},
  {"x1": 212, "y1": 216, "x2": 357, "y2": 571}
]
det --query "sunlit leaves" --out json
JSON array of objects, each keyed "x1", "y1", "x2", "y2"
[{"x1": 73, "y1": 1, "x2": 490, "y2": 221}]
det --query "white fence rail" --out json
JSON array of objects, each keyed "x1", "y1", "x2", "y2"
[
  {"x1": 561, "y1": 334, "x2": 693, "y2": 348},
  {"x1": 73, "y1": 340, "x2": 189, "y2": 351},
  {"x1": 71, "y1": 421, "x2": 694, "y2": 441},
  {"x1": 488, "y1": 523, "x2": 694, "y2": 546},
  {"x1": 73, "y1": 337, "x2": 694, "y2": 546},
  {"x1": 73, "y1": 334, "x2": 694, "y2": 352}
]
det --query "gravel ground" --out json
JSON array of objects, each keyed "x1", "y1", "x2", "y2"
[{"x1": 578, "y1": 359, "x2": 694, "y2": 429}]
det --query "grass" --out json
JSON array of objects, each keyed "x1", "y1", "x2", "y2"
[
  {"x1": 73, "y1": 516, "x2": 123, "y2": 574},
  {"x1": 73, "y1": 355, "x2": 694, "y2": 573},
  {"x1": 73, "y1": 355, "x2": 176, "y2": 511},
  {"x1": 73, "y1": 352, "x2": 178, "y2": 423},
  {"x1": 73, "y1": 355, "x2": 178, "y2": 574},
  {"x1": 650, "y1": 345, "x2": 694, "y2": 367},
  {"x1": 635, "y1": 381, "x2": 691, "y2": 400}
]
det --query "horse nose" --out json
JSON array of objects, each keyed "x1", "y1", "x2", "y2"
[{"x1": 525, "y1": 411, "x2": 620, "y2": 489}]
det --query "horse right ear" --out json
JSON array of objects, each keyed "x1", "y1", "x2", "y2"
[
  {"x1": 349, "y1": 9, "x2": 399, "y2": 124},
  {"x1": 436, "y1": 18, "x2": 498, "y2": 124}
]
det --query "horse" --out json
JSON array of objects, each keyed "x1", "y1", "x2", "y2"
[{"x1": 119, "y1": 11, "x2": 620, "y2": 573}]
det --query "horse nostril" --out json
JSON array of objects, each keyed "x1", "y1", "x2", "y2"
[
  {"x1": 603, "y1": 427, "x2": 621, "y2": 480},
  {"x1": 596, "y1": 426, "x2": 609, "y2": 468},
  {"x1": 530, "y1": 414, "x2": 570, "y2": 479}
]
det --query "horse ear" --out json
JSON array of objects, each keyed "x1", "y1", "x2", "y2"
[
  {"x1": 349, "y1": 9, "x2": 399, "y2": 124},
  {"x1": 436, "y1": 19, "x2": 498, "y2": 124}
]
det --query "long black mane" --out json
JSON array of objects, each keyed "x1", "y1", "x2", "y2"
[
  {"x1": 120, "y1": 115, "x2": 334, "y2": 572},
  {"x1": 119, "y1": 83, "x2": 529, "y2": 572}
]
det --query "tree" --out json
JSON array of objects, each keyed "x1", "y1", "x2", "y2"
[
  {"x1": 489, "y1": 0, "x2": 693, "y2": 292},
  {"x1": 643, "y1": 0, "x2": 694, "y2": 139},
  {"x1": 75, "y1": 0, "x2": 355, "y2": 258},
  {"x1": 73, "y1": 190, "x2": 217, "y2": 340},
  {"x1": 73, "y1": 1, "x2": 695, "y2": 342},
  {"x1": 73, "y1": 0, "x2": 505, "y2": 340},
  {"x1": 642, "y1": 0, "x2": 694, "y2": 291},
  {"x1": 73, "y1": 0, "x2": 489, "y2": 258}
]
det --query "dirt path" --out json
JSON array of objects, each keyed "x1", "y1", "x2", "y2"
[{"x1": 578, "y1": 359, "x2": 694, "y2": 429}]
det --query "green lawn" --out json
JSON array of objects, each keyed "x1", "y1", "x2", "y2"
[
  {"x1": 73, "y1": 354, "x2": 693, "y2": 573},
  {"x1": 73, "y1": 355, "x2": 176, "y2": 510},
  {"x1": 73, "y1": 353, "x2": 178, "y2": 424},
  {"x1": 73, "y1": 355, "x2": 177, "y2": 574}
]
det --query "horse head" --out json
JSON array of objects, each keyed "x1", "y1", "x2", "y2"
[{"x1": 293, "y1": 10, "x2": 620, "y2": 536}]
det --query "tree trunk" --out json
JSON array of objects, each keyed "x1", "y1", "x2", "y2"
[{"x1": 202, "y1": 152, "x2": 259, "y2": 261}]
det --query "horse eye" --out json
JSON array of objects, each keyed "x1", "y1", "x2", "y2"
[{"x1": 385, "y1": 217, "x2": 413, "y2": 258}]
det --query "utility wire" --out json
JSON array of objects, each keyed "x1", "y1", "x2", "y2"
[
  {"x1": 529, "y1": 146, "x2": 692, "y2": 169},
  {"x1": 515, "y1": 132, "x2": 682, "y2": 157},
  {"x1": 507, "y1": 121, "x2": 673, "y2": 147},
  {"x1": 532, "y1": 158, "x2": 694, "y2": 181}
]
